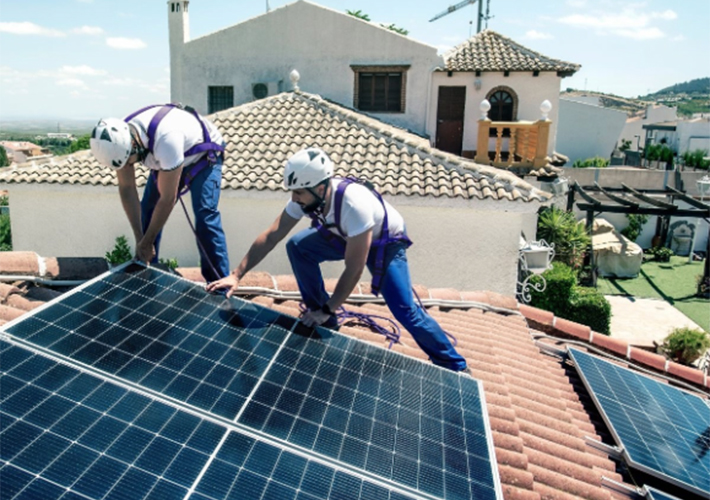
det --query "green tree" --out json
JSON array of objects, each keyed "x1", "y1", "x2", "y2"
[
  {"x1": 681, "y1": 149, "x2": 710, "y2": 170},
  {"x1": 105, "y1": 235, "x2": 133, "y2": 266},
  {"x1": 0, "y1": 146, "x2": 8, "y2": 167},
  {"x1": 70, "y1": 134, "x2": 91, "y2": 153},
  {"x1": 618, "y1": 139, "x2": 632, "y2": 152}
]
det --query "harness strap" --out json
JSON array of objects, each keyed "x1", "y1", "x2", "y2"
[
  {"x1": 308, "y1": 177, "x2": 412, "y2": 295},
  {"x1": 125, "y1": 103, "x2": 225, "y2": 193}
]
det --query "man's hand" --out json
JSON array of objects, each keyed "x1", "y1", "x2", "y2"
[
  {"x1": 300, "y1": 308, "x2": 333, "y2": 327},
  {"x1": 135, "y1": 239, "x2": 156, "y2": 264},
  {"x1": 206, "y1": 274, "x2": 240, "y2": 298}
]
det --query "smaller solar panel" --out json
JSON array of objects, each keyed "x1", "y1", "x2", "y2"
[{"x1": 569, "y1": 348, "x2": 710, "y2": 497}]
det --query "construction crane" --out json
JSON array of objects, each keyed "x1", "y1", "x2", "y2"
[{"x1": 429, "y1": 0, "x2": 491, "y2": 35}]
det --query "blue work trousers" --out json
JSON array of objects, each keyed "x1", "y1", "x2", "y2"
[
  {"x1": 286, "y1": 227, "x2": 467, "y2": 371},
  {"x1": 141, "y1": 158, "x2": 230, "y2": 283}
]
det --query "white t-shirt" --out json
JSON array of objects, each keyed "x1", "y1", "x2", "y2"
[
  {"x1": 285, "y1": 179, "x2": 406, "y2": 240},
  {"x1": 127, "y1": 107, "x2": 223, "y2": 171}
]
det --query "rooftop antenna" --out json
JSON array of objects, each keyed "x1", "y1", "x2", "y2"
[
  {"x1": 429, "y1": 0, "x2": 485, "y2": 34},
  {"x1": 266, "y1": 0, "x2": 270, "y2": 12}
]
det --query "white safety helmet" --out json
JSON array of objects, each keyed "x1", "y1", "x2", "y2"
[
  {"x1": 283, "y1": 147, "x2": 333, "y2": 190},
  {"x1": 90, "y1": 118, "x2": 133, "y2": 170}
]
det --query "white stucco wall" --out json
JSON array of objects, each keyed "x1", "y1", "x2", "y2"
[
  {"x1": 677, "y1": 119, "x2": 710, "y2": 154},
  {"x1": 557, "y1": 98, "x2": 627, "y2": 163},
  {"x1": 170, "y1": 0, "x2": 442, "y2": 135},
  {"x1": 619, "y1": 104, "x2": 677, "y2": 151},
  {"x1": 427, "y1": 71, "x2": 562, "y2": 155},
  {"x1": 2, "y1": 184, "x2": 534, "y2": 295}
]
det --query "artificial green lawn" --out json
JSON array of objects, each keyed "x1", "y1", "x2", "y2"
[{"x1": 596, "y1": 256, "x2": 710, "y2": 333}]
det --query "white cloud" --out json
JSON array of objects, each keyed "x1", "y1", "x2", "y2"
[
  {"x1": 652, "y1": 10, "x2": 677, "y2": 20},
  {"x1": 57, "y1": 78, "x2": 88, "y2": 89},
  {"x1": 671, "y1": 34, "x2": 686, "y2": 42},
  {"x1": 61, "y1": 65, "x2": 107, "y2": 76},
  {"x1": 0, "y1": 22, "x2": 64, "y2": 37},
  {"x1": 566, "y1": 0, "x2": 587, "y2": 7},
  {"x1": 106, "y1": 37, "x2": 147, "y2": 49},
  {"x1": 557, "y1": 6, "x2": 675, "y2": 40},
  {"x1": 72, "y1": 26, "x2": 104, "y2": 35},
  {"x1": 524, "y1": 30, "x2": 553, "y2": 40}
]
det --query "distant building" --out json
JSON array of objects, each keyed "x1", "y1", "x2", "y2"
[
  {"x1": 47, "y1": 133, "x2": 75, "y2": 140},
  {"x1": 619, "y1": 104, "x2": 677, "y2": 152},
  {"x1": 0, "y1": 141, "x2": 53, "y2": 165}
]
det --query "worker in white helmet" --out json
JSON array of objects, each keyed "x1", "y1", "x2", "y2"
[
  {"x1": 90, "y1": 104, "x2": 229, "y2": 282},
  {"x1": 207, "y1": 147, "x2": 468, "y2": 372}
]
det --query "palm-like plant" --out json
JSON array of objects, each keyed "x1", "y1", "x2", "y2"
[{"x1": 536, "y1": 207, "x2": 590, "y2": 271}]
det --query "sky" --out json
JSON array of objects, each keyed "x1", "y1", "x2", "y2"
[{"x1": 1, "y1": 0, "x2": 709, "y2": 120}]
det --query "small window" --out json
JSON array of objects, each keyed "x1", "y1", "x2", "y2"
[
  {"x1": 208, "y1": 86, "x2": 233, "y2": 114},
  {"x1": 351, "y1": 65, "x2": 409, "y2": 113}
]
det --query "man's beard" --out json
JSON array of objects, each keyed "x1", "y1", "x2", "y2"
[{"x1": 301, "y1": 199, "x2": 323, "y2": 214}]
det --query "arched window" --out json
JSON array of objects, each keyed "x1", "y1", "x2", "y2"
[
  {"x1": 489, "y1": 90, "x2": 514, "y2": 121},
  {"x1": 486, "y1": 87, "x2": 518, "y2": 137}
]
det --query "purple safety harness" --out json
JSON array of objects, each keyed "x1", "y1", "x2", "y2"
[
  {"x1": 124, "y1": 103, "x2": 225, "y2": 196},
  {"x1": 307, "y1": 177, "x2": 412, "y2": 296},
  {"x1": 124, "y1": 104, "x2": 225, "y2": 279}
]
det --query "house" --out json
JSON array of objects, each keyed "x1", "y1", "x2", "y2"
[
  {"x1": 0, "y1": 90, "x2": 550, "y2": 295},
  {"x1": 0, "y1": 141, "x2": 51, "y2": 165},
  {"x1": 1, "y1": 250, "x2": 707, "y2": 500},
  {"x1": 619, "y1": 103, "x2": 677, "y2": 153},
  {"x1": 556, "y1": 97, "x2": 627, "y2": 164},
  {"x1": 428, "y1": 30, "x2": 579, "y2": 163},
  {"x1": 167, "y1": 1, "x2": 576, "y2": 171},
  {"x1": 642, "y1": 117, "x2": 710, "y2": 158},
  {"x1": 168, "y1": 0, "x2": 441, "y2": 136}
]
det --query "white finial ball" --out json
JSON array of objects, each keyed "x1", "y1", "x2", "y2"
[
  {"x1": 479, "y1": 99, "x2": 491, "y2": 119},
  {"x1": 540, "y1": 99, "x2": 552, "y2": 119},
  {"x1": 290, "y1": 69, "x2": 300, "y2": 90}
]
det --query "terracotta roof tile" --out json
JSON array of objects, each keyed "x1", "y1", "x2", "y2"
[
  {"x1": 442, "y1": 30, "x2": 581, "y2": 75},
  {"x1": 0, "y1": 92, "x2": 549, "y2": 204}
]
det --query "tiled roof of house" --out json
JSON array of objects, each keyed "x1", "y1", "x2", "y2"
[
  {"x1": 442, "y1": 30, "x2": 580, "y2": 75},
  {"x1": 2, "y1": 252, "x2": 707, "y2": 500},
  {"x1": 0, "y1": 92, "x2": 549, "y2": 203}
]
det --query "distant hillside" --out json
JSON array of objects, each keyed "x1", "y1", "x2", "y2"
[{"x1": 646, "y1": 77, "x2": 710, "y2": 97}]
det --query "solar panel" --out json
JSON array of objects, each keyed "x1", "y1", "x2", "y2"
[
  {"x1": 1, "y1": 265, "x2": 502, "y2": 500},
  {"x1": 568, "y1": 348, "x2": 710, "y2": 497}
]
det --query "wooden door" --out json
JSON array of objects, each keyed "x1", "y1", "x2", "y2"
[{"x1": 436, "y1": 86, "x2": 466, "y2": 155}]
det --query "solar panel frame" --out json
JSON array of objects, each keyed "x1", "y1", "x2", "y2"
[
  {"x1": 644, "y1": 485, "x2": 685, "y2": 500},
  {"x1": 568, "y1": 347, "x2": 710, "y2": 497},
  {"x1": 1, "y1": 263, "x2": 503, "y2": 500}
]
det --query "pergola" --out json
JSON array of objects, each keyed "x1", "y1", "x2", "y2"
[{"x1": 566, "y1": 181, "x2": 710, "y2": 291}]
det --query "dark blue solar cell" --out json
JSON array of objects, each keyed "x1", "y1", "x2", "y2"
[
  {"x1": 13, "y1": 477, "x2": 65, "y2": 500},
  {"x1": 187, "y1": 384, "x2": 222, "y2": 409},
  {"x1": 196, "y1": 459, "x2": 236, "y2": 498},
  {"x1": 9, "y1": 355, "x2": 54, "y2": 382},
  {"x1": 117, "y1": 357, "x2": 153, "y2": 382},
  {"x1": 83, "y1": 382, "x2": 126, "y2": 412},
  {"x1": 135, "y1": 402, "x2": 175, "y2": 433},
  {"x1": 313, "y1": 427, "x2": 343, "y2": 456},
  {"x1": 118, "y1": 333, "x2": 153, "y2": 355},
  {"x1": 33, "y1": 364, "x2": 76, "y2": 392},
  {"x1": 144, "y1": 478, "x2": 188, "y2": 500},
  {"x1": 300, "y1": 461, "x2": 334, "y2": 496},
  {"x1": 165, "y1": 374, "x2": 199, "y2": 400},
  {"x1": 0, "y1": 344, "x2": 32, "y2": 371},
  {"x1": 162, "y1": 411, "x2": 200, "y2": 444},
  {"x1": 79, "y1": 416, "x2": 127, "y2": 452},
  {"x1": 3, "y1": 385, "x2": 50, "y2": 418},
  {"x1": 0, "y1": 375, "x2": 24, "y2": 402},
  {"x1": 57, "y1": 372, "x2": 99, "y2": 401},
  {"x1": 25, "y1": 396, "x2": 75, "y2": 428},
  {"x1": 42, "y1": 445, "x2": 100, "y2": 487},
  {"x1": 73, "y1": 455, "x2": 126, "y2": 497},
  {"x1": 164, "y1": 447, "x2": 208, "y2": 485},
  {"x1": 0, "y1": 420, "x2": 42, "y2": 461},
  {"x1": 50, "y1": 334, "x2": 88, "y2": 357},
  {"x1": 187, "y1": 422, "x2": 226, "y2": 455},
  {"x1": 290, "y1": 419, "x2": 319, "y2": 449},
  {"x1": 0, "y1": 464, "x2": 34, "y2": 499},
  {"x1": 107, "y1": 426, "x2": 154, "y2": 463},
  {"x1": 136, "y1": 436, "x2": 181, "y2": 476},
  {"x1": 141, "y1": 366, "x2": 176, "y2": 392},
  {"x1": 232, "y1": 469, "x2": 268, "y2": 498},
  {"x1": 51, "y1": 405, "x2": 101, "y2": 441},
  {"x1": 330, "y1": 470, "x2": 362, "y2": 500},
  {"x1": 108, "y1": 392, "x2": 151, "y2": 422},
  {"x1": 341, "y1": 436, "x2": 367, "y2": 468},
  {"x1": 103, "y1": 467, "x2": 158, "y2": 500}
]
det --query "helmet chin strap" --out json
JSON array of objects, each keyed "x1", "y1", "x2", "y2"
[{"x1": 302, "y1": 180, "x2": 330, "y2": 215}]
